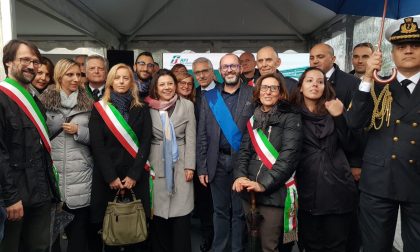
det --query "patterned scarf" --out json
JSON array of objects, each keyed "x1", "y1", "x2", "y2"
[{"x1": 110, "y1": 91, "x2": 132, "y2": 121}]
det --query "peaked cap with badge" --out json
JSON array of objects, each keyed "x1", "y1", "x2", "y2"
[{"x1": 385, "y1": 16, "x2": 420, "y2": 44}]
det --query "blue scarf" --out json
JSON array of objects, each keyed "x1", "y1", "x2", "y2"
[{"x1": 159, "y1": 110, "x2": 178, "y2": 194}]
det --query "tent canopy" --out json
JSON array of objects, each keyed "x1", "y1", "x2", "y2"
[{"x1": 16, "y1": 0, "x2": 343, "y2": 51}]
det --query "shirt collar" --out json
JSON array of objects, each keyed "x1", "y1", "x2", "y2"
[
  {"x1": 396, "y1": 71, "x2": 420, "y2": 85},
  {"x1": 325, "y1": 67, "x2": 335, "y2": 79},
  {"x1": 89, "y1": 83, "x2": 105, "y2": 93},
  {"x1": 202, "y1": 81, "x2": 216, "y2": 91}
]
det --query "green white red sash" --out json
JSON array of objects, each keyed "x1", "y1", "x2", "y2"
[
  {"x1": 0, "y1": 78, "x2": 51, "y2": 151},
  {"x1": 94, "y1": 100, "x2": 155, "y2": 216},
  {"x1": 246, "y1": 116, "x2": 298, "y2": 243},
  {"x1": 0, "y1": 78, "x2": 59, "y2": 191}
]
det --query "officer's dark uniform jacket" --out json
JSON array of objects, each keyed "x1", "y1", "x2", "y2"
[
  {"x1": 347, "y1": 78, "x2": 420, "y2": 202},
  {"x1": 0, "y1": 90, "x2": 60, "y2": 207}
]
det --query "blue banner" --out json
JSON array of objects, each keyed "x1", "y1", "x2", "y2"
[{"x1": 205, "y1": 89, "x2": 243, "y2": 152}]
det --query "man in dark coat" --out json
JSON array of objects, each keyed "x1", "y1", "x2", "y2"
[
  {"x1": 85, "y1": 55, "x2": 108, "y2": 101},
  {"x1": 239, "y1": 51, "x2": 260, "y2": 86},
  {"x1": 256, "y1": 46, "x2": 297, "y2": 94},
  {"x1": 349, "y1": 42, "x2": 374, "y2": 79},
  {"x1": 346, "y1": 16, "x2": 420, "y2": 252},
  {"x1": 0, "y1": 39, "x2": 60, "y2": 252},
  {"x1": 197, "y1": 54, "x2": 254, "y2": 252},
  {"x1": 310, "y1": 43, "x2": 360, "y2": 109},
  {"x1": 192, "y1": 57, "x2": 219, "y2": 251}
]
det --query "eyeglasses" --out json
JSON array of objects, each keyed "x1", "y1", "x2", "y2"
[
  {"x1": 136, "y1": 61, "x2": 154, "y2": 69},
  {"x1": 18, "y1": 57, "x2": 41, "y2": 67},
  {"x1": 193, "y1": 68, "x2": 212, "y2": 76},
  {"x1": 260, "y1": 85, "x2": 280, "y2": 92},
  {"x1": 220, "y1": 64, "x2": 240, "y2": 72},
  {"x1": 179, "y1": 80, "x2": 193, "y2": 87}
]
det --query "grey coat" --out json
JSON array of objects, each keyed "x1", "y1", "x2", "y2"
[
  {"x1": 148, "y1": 97, "x2": 196, "y2": 219},
  {"x1": 40, "y1": 86, "x2": 93, "y2": 209}
]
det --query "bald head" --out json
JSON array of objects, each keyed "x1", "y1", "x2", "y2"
[
  {"x1": 309, "y1": 43, "x2": 336, "y2": 73},
  {"x1": 239, "y1": 52, "x2": 256, "y2": 76},
  {"x1": 256, "y1": 46, "x2": 281, "y2": 75}
]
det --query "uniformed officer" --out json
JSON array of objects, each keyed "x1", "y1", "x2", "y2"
[{"x1": 346, "y1": 16, "x2": 420, "y2": 252}]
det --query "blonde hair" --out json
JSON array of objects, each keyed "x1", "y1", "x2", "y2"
[
  {"x1": 54, "y1": 58, "x2": 80, "y2": 90},
  {"x1": 102, "y1": 63, "x2": 143, "y2": 108}
]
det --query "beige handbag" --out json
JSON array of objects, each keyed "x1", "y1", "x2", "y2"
[{"x1": 102, "y1": 190, "x2": 147, "y2": 246}]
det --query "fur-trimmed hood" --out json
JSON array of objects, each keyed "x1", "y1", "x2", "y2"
[{"x1": 40, "y1": 85, "x2": 93, "y2": 112}]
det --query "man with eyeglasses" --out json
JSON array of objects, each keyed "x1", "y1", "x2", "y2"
[
  {"x1": 191, "y1": 57, "x2": 219, "y2": 252},
  {"x1": 0, "y1": 40, "x2": 60, "y2": 252},
  {"x1": 133, "y1": 51, "x2": 155, "y2": 98},
  {"x1": 85, "y1": 55, "x2": 108, "y2": 101},
  {"x1": 256, "y1": 46, "x2": 297, "y2": 94},
  {"x1": 197, "y1": 53, "x2": 253, "y2": 252}
]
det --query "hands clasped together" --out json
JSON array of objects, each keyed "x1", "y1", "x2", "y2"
[{"x1": 232, "y1": 177, "x2": 266, "y2": 193}]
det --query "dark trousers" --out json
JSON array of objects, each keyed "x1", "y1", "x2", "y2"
[
  {"x1": 359, "y1": 192, "x2": 420, "y2": 252},
  {"x1": 151, "y1": 214, "x2": 191, "y2": 252},
  {"x1": 210, "y1": 153, "x2": 246, "y2": 252},
  {"x1": 193, "y1": 172, "x2": 214, "y2": 243},
  {"x1": 0, "y1": 202, "x2": 52, "y2": 252},
  {"x1": 52, "y1": 205, "x2": 89, "y2": 252},
  {"x1": 299, "y1": 210, "x2": 352, "y2": 252}
]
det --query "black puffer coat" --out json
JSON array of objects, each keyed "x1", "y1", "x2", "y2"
[
  {"x1": 0, "y1": 87, "x2": 60, "y2": 207},
  {"x1": 296, "y1": 109, "x2": 357, "y2": 215},
  {"x1": 235, "y1": 101, "x2": 302, "y2": 207}
]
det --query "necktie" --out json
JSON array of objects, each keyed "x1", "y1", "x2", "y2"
[
  {"x1": 92, "y1": 88, "x2": 100, "y2": 101},
  {"x1": 401, "y1": 79, "x2": 412, "y2": 97}
]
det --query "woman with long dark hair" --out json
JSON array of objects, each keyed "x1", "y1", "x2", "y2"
[{"x1": 290, "y1": 67, "x2": 357, "y2": 252}]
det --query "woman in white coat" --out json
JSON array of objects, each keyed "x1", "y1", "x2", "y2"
[
  {"x1": 145, "y1": 69, "x2": 196, "y2": 252},
  {"x1": 40, "y1": 58, "x2": 93, "y2": 252}
]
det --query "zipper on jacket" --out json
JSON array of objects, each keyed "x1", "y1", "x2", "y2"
[
  {"x1": 62, "y1": 130, "x2": 67, "y2": 201},
  {"x1": 256, "y1": 126, "x2": 272, "y2": 183}
]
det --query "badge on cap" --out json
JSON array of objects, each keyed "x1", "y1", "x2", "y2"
[{"x1": 387, "y1": 17, "x2": 420, "y2": 44}]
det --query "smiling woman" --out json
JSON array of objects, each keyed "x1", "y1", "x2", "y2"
[
  {"x1": 29, "y1": 56, "x2": 54, "y2": 97},
  {"x1": 144, "y1": 69, "x2": 196, "y2": 252}
]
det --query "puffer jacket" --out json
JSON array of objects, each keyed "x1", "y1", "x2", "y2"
[
  {"x1": 40, "y1": 86, "x2": 93, "y2": 209},
  {"x1": 234, "y1": 101, "x2": 302, "y2": 207}
]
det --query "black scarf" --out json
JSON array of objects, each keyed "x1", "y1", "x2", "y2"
[
  {"x1": 110, "y1": 91, "x2": 132, "y2": 121},
  {"x1": 300, "y1": 108, "x2": 334, "y2": 139},
  {"x1": 253, "y1": 104, "x2": 278, "y2": 131}
]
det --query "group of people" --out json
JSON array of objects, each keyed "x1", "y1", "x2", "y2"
[{"x1": 0, "y1": 16, "x2": 419, "y2": 252}]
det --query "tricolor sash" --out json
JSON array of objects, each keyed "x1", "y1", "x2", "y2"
[
  {"x1": 247, "y1": 116, "x2": 298, "y2": 243},
  {"x1": 204, "y1": 88, "x2": 242, "y2": 152},
  {"x1": 94, "y1": 101, "x2": 156, "y2": 217},
  {"x1": 0, "y1": 78, "x2": 60, "y2": 192}
]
